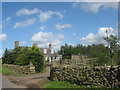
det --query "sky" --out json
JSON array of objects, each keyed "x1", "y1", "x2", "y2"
[{"x1": 0, "y1": 2, "x2": 118, "y2": 57}]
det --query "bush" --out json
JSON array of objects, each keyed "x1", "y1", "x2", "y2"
[
  {"x1": 27, "y1": 45, "x2": 44, "y2": 72},
  {"x1": 2, "y1": 44, "x2": 45, "y2": 72}
]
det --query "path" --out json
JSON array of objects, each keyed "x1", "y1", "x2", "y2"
[
  {"x1": 2, "y1": 75, "x2": 26, "y2": 88},
  {"x1": 4, "y1": 67, "x2": 50, "y2": 88}
]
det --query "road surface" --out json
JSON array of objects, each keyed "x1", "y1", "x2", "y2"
[
  {"x1": 1, "y1": 74, "x2": 26, "y2": 89},
  {"x1": 0, "y1": 74, "x2": 2, "y2": 89},
  {"x1": 0, "y1": 67, "x2": 50, "y2": 89}
]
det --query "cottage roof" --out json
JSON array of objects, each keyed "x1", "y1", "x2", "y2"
[{"x1": 40, "y1": 48, "x2": 59, "y2": 57}]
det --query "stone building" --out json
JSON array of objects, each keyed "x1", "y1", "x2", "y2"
[
  {"x1": 71, "y1": 54, "x2": 93, "y2": 66},
  {"x1": 71, "y1": 54, "x2": 88, "y2": 60},
  {"x1": 14, "y1": 41, "x2": 62, "y2": 62}
]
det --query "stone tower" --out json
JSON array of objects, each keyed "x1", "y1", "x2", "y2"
[{"x1": 15, "y1": 41, "x2": 19, "y2": 48}]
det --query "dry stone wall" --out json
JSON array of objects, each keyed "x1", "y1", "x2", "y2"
[
  {"x1": 50, "y1": 65, "x2": 120, "y2": 88},
  {"x1": 3, "y1": 64, "x2": 35, "y2": 74}
]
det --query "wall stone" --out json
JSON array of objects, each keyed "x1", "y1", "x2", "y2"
[
  {"x1": 50, "y1": 65, "x2": 120, "y2": 88},
  {"x1": 3, "y1": 64, "x2": 35, "y2": 74}
]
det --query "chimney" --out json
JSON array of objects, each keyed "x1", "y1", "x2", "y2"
[
  {"x1": 33, "y1": 42, "x2": 37, "y2": 47},
  {"x1": 15, "y1": 41, "x2": 19, "y2": 48},
  {"x1": 49, "y1": 43, "x2": 52, "y2": 49}
]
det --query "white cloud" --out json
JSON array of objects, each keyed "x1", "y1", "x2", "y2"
[
  {"x1": 31, "y1": 32, "x2": 64, "y2": 50},
  {"x1": 72, "y1": 0, "x2": 118, "y2": 2},
  {"x1": 13, "y1": 18, "x2": 36, "y2": 29},
  {"x1": 0, "y1": 22, "x2": 2, "y2": 31},
  {"x1": 67, "y1": 43, "x2": 76, "y2": 47},
  {"x1": 0, "y1": 34, "x2": 7, "y2": 41},
  {"x1": 55, "y1": 34, "x2": 64, "y2": 40},
  {"x1": 80, "y1": 27, "x2": 116, "y2": 45},
  {"x1": 6, "y1": 17, "x2": 11, "y2": 22},
  {"x1": 16, "y1": 8, "x2": 39, "y2": 16},
  {"x1": 39, "y1": 11, "x2": 63, "y2": 23},
  {"x1": 16, "y1": 8, "x2": 63, "y2": 23},
  {"x1": 55, "y1": 24, "x2": 72, "y2": 30},
  {"x1": 31, "y1": 32, "x2": 53, "y2": 43},
  {"x1": 39, "y1": 25, "x2": 46, "y2": 31},
  {"x1": 73, "y1": 2, "x2": 118, "y2": 13},
  {"x1": 52, "y1": 39, "x2": 63, "y2": 50},
  {"x1": 20, "y1": 41, "x2": 27, "y2": 44},
  {"x1": 0, "y1": 49, "x2": 2, "y2": 58}
]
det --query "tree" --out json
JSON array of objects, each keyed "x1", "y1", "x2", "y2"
[
  {"x1": 2, "y1": 48, "x2": 11, "y2": 64},
  {"x1": 58, "y1": 43, "x2": 113, "y2": 66},
  {"x1": 2, "y1": 44, "x2": 45, "y2": 72},
  {"x1": 104, "y1": 35, "x2": 118, "y2": 64},
  {"x1": 27, "y1": 44, "x2": 45, "y2": 72},
  {"x1": 14, "y1": 47, "x2": 29, "y2": 65}
]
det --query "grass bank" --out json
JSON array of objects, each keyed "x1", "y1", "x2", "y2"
[
  {"x1": 2, "y1": 67, "x2": 33, "y2": 76},
  {"x1": 44, "y1": 81, "x2": 83, "y2": 88},
  {"x1": 2, "y1": 67, "x2": 13, "y2": 75},
  {"x1": 0, "y1": 59, "x2": 2, "y2": 73},
  {"x1": 2, "y1": 65, "x2": 48, "y2": 76}
]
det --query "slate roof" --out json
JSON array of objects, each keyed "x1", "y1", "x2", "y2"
[{"x1": 40, "y1": 48, "x2": 59, "y2": 57}]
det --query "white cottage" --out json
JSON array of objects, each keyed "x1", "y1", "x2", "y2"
[
  {"x1": 14, "y1": 41, "x2": 62, "y2": 62},
  {"x1": 40, "y1": 43, "x2": 62, "y2": 62}
]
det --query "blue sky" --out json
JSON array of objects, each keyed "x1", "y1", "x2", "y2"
[{"x1": 1, "y1": 2, "x2": 118, "y2": 56}]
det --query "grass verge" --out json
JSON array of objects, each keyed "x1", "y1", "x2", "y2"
[
  {"x1": 0, "y1": 59, "x2": 2, "y2": 73},
  {"x1": 44, "y1": 81, "x2": 83, "y2": 88},
  {"x1": 2, "y1": 67, "x2": 29, "y2": 76},
  {"x1": 2, "y1": 67, "x2": 12, "y2": 75},
  {"x1": 2, "y1": 66, "x2": 48, "y2": 76}
]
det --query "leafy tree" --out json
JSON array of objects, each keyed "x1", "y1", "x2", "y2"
[
  {"x1": 2, "y1": 48, "x2": 14, "y2": 64},
  {"x1": 104, "y1": 35, "x2": 118, "y2": 64},
  {"x1": 14, "y1": 47, "x2": 29, "y2": 65},
  {"x1": 59, "y1": 43, "x2": 115, "y2": 66},
  {"x1": 27, "y1": 44, "x2": 44, "y2": 72},
  {"x1": 2, "y1": 44, "x2": 45, "y2": 72}
]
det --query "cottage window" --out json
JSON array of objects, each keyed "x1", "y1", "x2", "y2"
[
  {"x1": 44, "y1": 49, "x2": 47, "y2": 54},
  {"x1": 51, "y1": 49, "x2": 54, "y2": 53}
]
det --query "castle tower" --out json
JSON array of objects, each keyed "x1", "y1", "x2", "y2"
[{"x1": 15, "y1": 41, "x2": 19, "y2": 48}]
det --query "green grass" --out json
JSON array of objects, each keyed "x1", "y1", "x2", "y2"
[
  {"x1": 0, "y1": 59, "x2": 2, "y2": 73},
  {"x1": 44, "y1": 81, "x2": 83, "y2": 88},
  {"x1": 2, "y1": 67, "x2": 30, "y2": 76},
  {"x1": 2, "y1": 67, "x2": 31, "y2": 76},
  {"x1": 2, "y1": 67, "x2": 12, "y2": 75},
  {"x1": 2, "y1": 66, "x2": 47, "y2": 76},
  {"x1": 43, "y1": 81, "x2": 110, "y2": 88}
]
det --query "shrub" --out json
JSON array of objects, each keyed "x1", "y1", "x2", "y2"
[
  {"x1": 27, "y1": 45, "x2": 44, "y2": 72},
  {"x1": 2, "y1": 44, "x2": 45, "y2": 72}
]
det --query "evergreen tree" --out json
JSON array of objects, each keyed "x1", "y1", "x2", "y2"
[
  {"x1": 27, "y1": 44, "x2": 44, "y2": 72},
  {"x1": 104, "y1": 35, "x2": 118, "y2": 64},
  {"x1": 2, "y1": 44, "x2": 45, "y2": 72}
]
